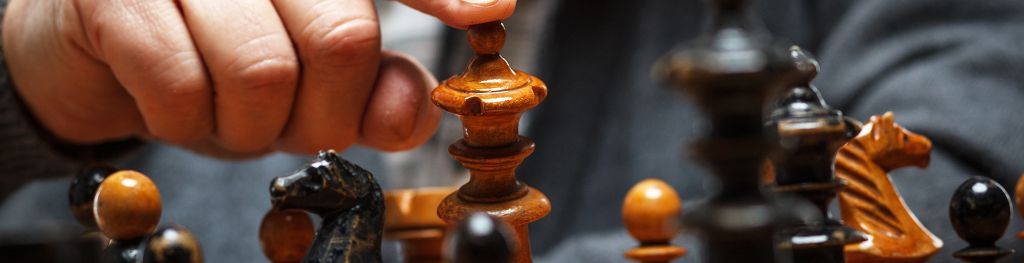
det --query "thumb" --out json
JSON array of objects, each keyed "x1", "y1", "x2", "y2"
[{"x1": 397, "y1": 0, "x2": 516, "y2": 28}]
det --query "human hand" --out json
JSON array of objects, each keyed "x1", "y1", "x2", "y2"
[{"x1": 2, "y1": 0, "x2": 515, "y2": 158}]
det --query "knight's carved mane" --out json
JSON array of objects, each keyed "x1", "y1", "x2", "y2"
[{"x1": 835, "y1": 113, "x2": 941, "y2": 263}]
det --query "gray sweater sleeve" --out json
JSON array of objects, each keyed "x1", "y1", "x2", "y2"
[
  {"x1": 816, "y1": 0, "x2": 1024, "y2": 186},
  {"x1": 0, "y1": 0, "x2": 142, "y2": 200}
]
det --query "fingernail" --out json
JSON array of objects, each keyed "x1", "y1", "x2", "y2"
[{"x1": 461, "y1": 0, "x2": 498, "y2": 7}]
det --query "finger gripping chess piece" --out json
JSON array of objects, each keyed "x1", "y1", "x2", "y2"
[
  {"x1": 432, "y1": 20, "x2": 550, "y2": 263},
  {"x1": 623, "y1": 179, "x2": 686, "y2": 263},
  {"x1": 269, "y1": 150, "x2": 385, "y2": 263},
  {"x1": 950, "y1": 176, "x2": 1015, "y2": 263}
]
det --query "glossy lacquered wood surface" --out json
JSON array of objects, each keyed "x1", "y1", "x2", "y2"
[
  {"x1": 835, "y1": 113, "x2": 941, "y2": 263},
  {"x1": 622, "y1": 179, "x2": 685, "y2": 263},
  {"x1": 432, "y1": 21, "x2": 550, "y2": 263}
]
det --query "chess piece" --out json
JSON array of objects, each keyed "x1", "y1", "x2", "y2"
[
  {"x1": 835, "y1": 112, "x2": 942, "y2": 262},
  {"x1": 432, "y1": 21, "x2": 550, "y2": 263},
  {"x1": 141, "y1": 225, "x2": 203, "y2": 263},
  {"x1": 622, "y1": 179, "x2": 686, "y2": 263},
  {"x1": 259, "y1": 210, "x2": 315, "y2": 263},
  {"x1": 69, "y1": 164, "x2": 116, "y2": 230},
  {"x1": 269, "y1": 150, "x2": 384, "y2": 263},
  {"x1": 444, "y1": 213, "x2": 515, "y2": 263},
  {"x1": 950, "y1": 176, "x2": 1015, "y2": 263},
  {"x1": 767, "y1": 46, "x2": 866, "y2": 263},
  {"x1": 1015, "y1": 174, "x2": 1023, "y2": 240},
  {"x1": 95, "y1": 170, "x2": 162, "y2": 241},
  {"x1": 93, "y1": 170, "x2": 162, "y2": 263},
  {"x1": 384, "y1": 187, "x2": 456, "y2": 263},
  {"x1": 656, "y1": 0, "x2": 798, "y2": 261}
]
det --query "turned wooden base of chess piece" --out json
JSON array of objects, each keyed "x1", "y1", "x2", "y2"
[{"x1": 384, "y1": 187, "x2": 456, "y2": 263}]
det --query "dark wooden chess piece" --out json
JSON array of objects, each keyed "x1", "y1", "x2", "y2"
[
  {"x1": 1015, "y1": 174, "x2": 1023, "y2": 240},
  {"x1": 656, "y1": 0, "x2": 798, "y2": 261},
  {"x1": 141, "y1": 225, "x2": 203, "y2": 263},
  {"x1": 444, "y1": 213, "x2": 516, "y2": 263},
  {"x1": 835, "y1": 112, "x2": 942, "y2": 263},
  {"x1": 623, "y1": 179, "x2": 686, "y2": 263},
  {"x1": 431, "y1": 21, "x2": 550, "y2": 263},
  {"x1": 69, "y1": 164, "x2": 117, "y2": 230},
  {"x1": 68, "y1": 169, "x2": 202, "y2": 263},
  {"x1": 269, "y1": 150, "x2": 384, "y2": 263},
  {"x1": 950, "y1": 176, "x2": 1015, "y2": 263},
  {"x1": 384, "y1": 187, "x2": 456, "y2": 263},
  {"x1": 259, "y1": 210, "x2": 316, "y2": 263},
  {"x1": 767, "y1": 46, "x2": 867, "y2": 263}
]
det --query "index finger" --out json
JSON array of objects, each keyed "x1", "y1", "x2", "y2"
[{"x1": 396, "y1": 0, "x2": 516, "y2": 28}]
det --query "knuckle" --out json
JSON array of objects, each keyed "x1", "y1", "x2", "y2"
[
  {"x1": 227, "y1": 57, "x2": 300, "y2": 91},
  {"x1": 303, "y1": 17, "x2": 381, "y2": 68},
  {"x1": 223, "y1": 35, "x2": 300, "y2": 91}
]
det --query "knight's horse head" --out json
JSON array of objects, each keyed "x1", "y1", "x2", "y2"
[
  {"x1": 856, "y1": 112, "x2": 932, "y2": 171},
  {"x1": 270, "y1": 150, "x2": 376, "y2": 215}
]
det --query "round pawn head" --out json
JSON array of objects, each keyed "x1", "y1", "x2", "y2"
[
  {"x1": 623, "y1": 179, "x2": 687, "y2": 262},
  {"x1": 467, "y1": 21, "x2": 505, "y2": 55},
  {"x1": 949, "y1": 176, "x2": 1012, "y2": 246},
  {"x1": 259, "y1": 210, "x2": 315, "y2": 263},
  {"x1": 623, "y1": 179, "x2": 682, "y2": 243},
  {"x1": 142, "y1": 225, "x2": 203, "y2": 263},
  {"x1": 69, "y1": 164, "x2": 116, "y2": 230},
  {"x1": 95, "y1": 170, "x2": 162, "y2": 240},
  {"x1": 445, "y1": 213, "x2": 516, "y2": 263}
]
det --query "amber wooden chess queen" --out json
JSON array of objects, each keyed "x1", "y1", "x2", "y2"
[{"x1": 431, "y1": 21, "x2": 551, "y2": 263}]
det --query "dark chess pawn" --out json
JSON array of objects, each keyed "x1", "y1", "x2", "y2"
[
  {"x1": 141, "y1": 225, "x2": 204, "y2": 263},
  {"x1": 269, "y1": 150, "x2": 384, "y2": 263},
  {"x1": 950, "y1": 176, "x2": 1015, "y2": 263},
  {"x1": 259, "y1": 210, "x2": 316, "y2": 263},
  {"x1": 69, "y1": 164, "x2": 117, "y2": 230},
  {"x1": 444, "y1": 213, "x2": 516, "y2": 263}
]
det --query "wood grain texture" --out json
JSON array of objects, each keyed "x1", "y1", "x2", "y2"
[
  {"x1": 432, "y1": 21, "x2": 550, "y2": 263},
  {"x1": 384, "y1": 187, "x2": 455, "y2": 263},
  {"x1": 836, "y1": 112, "x2": 941, "y2": 263}
]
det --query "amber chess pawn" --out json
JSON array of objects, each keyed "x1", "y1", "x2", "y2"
[
  {"x1": 1015, "y1": 174, "x2": 1023, "y2": 240},
  {"x1": 141, "y1": 225, "x2": 204, "y2": 263},
  {"x1": 950, "y1": 176, "x2": 1015, "y2": 263},
  {"x1": 93, "y1": 170, "x2": 163, "y2": 263},
  {"x1": 768, "y1": 46, "x2": 866, "y2": 263},
  {"x1": 384, "y1": 187, "x2": 456, "y2": 263},
  {"x1": 444, "y1": 213, "x2": 516, "y2": 263},
  {"x1": 432, "y1": 21, "x2": 550, "y2": 263},
  {"x1": 259, "y1": 210, "x2": 315, "y2": 263},
  {"x1": 623, "y1": 179, "x2": 686, "y2": 263},
  {"x1": 69, "y1": 164, "x2": 117, "y2": 230}
]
